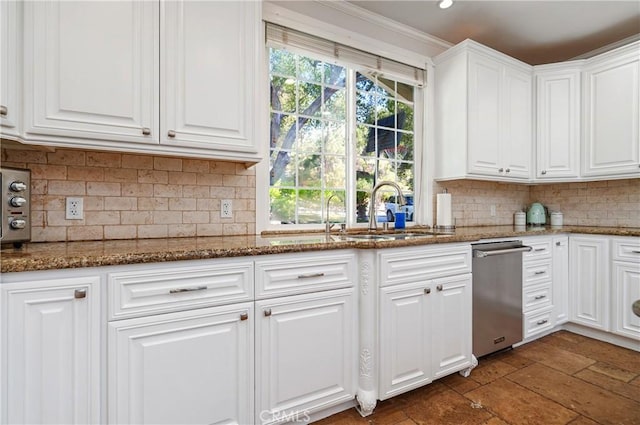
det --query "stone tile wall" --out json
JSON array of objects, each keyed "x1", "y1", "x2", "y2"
[
  {"x1": 1, "y1": 146, "x2": 256, "y2": 242},
  {"x1": 434, "y1": 178, "x2": 639, "y2": 228}
]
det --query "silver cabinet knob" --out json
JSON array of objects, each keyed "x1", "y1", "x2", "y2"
[
  {"x1": 10, "y1": 219, "x2": 26, "y2": 229},
  {"x1": 142, "y1": 127, "x2": 151, "y2": 135},
  {"x1": 240, "y1": 312, "x2": 248, "y2": 321},
  {"x1": 264, "y1": 309, "x2": 272, "y2": 317},
  {"x1": 541, "y1": 170, "x2": 547, "y2": 175},
  {"x1": 556, "y1": 241, "x2": 561, "y2": 246},
  {"x1": 9, "y1": 197, "x2": 27, "y2": 207},
  {"x1": 505, "y1": 168, "x2": 511, "y2": 173},
  {"x1": 9, "y1": 181, "x2": 27, "y2": 192},
  {"x1": 424, "y1": 287, "x2": 431, "y2": 295},
  {"x1": 74, "y1": 289, "x2": 87, "y2": 299},
  {"x1": 436, "y1": 284, "x2": 443, "y2": 291},
  {"x1": 0, "y1": 105, "x2": 7, "y2": 116},
  {"x1": 168, "y1": 130, "x2": 176, "y2": 138},
  {"x1": 498, "y1": 168, "x2": 504, "y2": 173}
]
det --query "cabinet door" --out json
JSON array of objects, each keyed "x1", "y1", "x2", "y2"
[
  {"x1": 256, "y1": 289, "x2": 355, "y2": 424},
  {"x1": 431, "y1": 273, "x2": 472, "y2": 379},
  {"x1": 583, "y1": 44, "x2": 640, "y2": 177},
  {"x1": 0, "y1": 0, "x2": 20, "y2": 135},
  {"x1": 108, "y1": 303, "x2": 254, "y2": 425},
  {"x1": 468, "y1": 52, "x2": 502, "y2": 177},
  {"x1": 611, "y1": 262, "x2": 640, "y2": 340},
  {"x1": 536, "y1": 69, "x2": 581, "y2": 179},
  {"x1": 24, "y1": 0, "x2": 158, "y2": 143},
  {"x1": 161, "y1": 0, "x2": 259, "y2": 155},
  {"x1": 502, "y1": 66, "x2": 532, "y2": 179},
  {"x1": 2, "y1": 277, "x2": 101, "y2": 425},
  {"x1": 552, "y1": 236, "x2": 570, "y2": 325},
  {"x1": 379, "y1": 282, "x2": 431, "y2": 399},
  {"x1": 569, "y1": 236, "x2": 610, "y2": 331}
]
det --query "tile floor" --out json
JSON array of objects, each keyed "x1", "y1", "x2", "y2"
[{"x1": 316, "y1": 331, "x2": 640, "y2": 425}]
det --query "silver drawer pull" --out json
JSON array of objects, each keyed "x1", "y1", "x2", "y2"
[
  {"x1": 142, "y1": 127, "x2": 151, "y2": 135},
  {"x1": 632, "y1": 250, "x2": 640, "y2": 254},
  {"x1": 534, "y1": 248, "x2": 546, "y2": 252},
  {"x1": 424, "y1": 287, "x2": 431, "y2": 295},
  {"x1": 74, "y1": 289, "x2": 87, "y2": 299},
  {"x1": 541, "y1": 170, "x2": 547, "y2": 175},
  {"x1": 0, "y1": 105, "x2": 7, "y2": 116},
  {"x1": 264, "y1": 309, "x2": 272, "y2": 317},
  {"x1": 536, "y1": 319, "x2": 548, "y2": 325},
  {"x1": 168, "y1": 130, "x2": 176, "y2": 138},
  {"x1": 534, "y1": 271, "x2": 546, "y2": 275},
  {"x1": 297, "y1": 272, "x2": 324, "y2": 279},
  {"x1": 169, "y1": 286, "x2": 207, "y2": 294},
  {"x1": 240, "y1": 312, "x2": 248, "y2": 321},
  {"x1": 534, "y1": 295, "x2": 546, "y2": 300},
  {"x1": 556, "y1": 241, "x2": 561, "y2": 246}
]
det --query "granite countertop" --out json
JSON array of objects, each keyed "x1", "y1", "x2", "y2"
[{"x1": 1, "y1": 225, "x2": 638, "y2": 274}]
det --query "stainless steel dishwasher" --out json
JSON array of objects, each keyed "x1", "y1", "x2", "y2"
[{"x1": 472, "y1": 241, "x2": 532, "y2": 358}]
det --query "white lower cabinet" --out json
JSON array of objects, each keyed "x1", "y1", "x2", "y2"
[
  {"x1": 378, "y1": 245, "x2": 472, "y2": 400},
  {"x1": 379, "y1": 273, "x2": 472, "y2": 398},
  {"x1": 1, "y1": 275, "x2": 101, "y2": 425},
  {"x1": 552, "y1": 236, "x2": 570, "y2": 324},
  {"x1": 610, "y1": 237, "x2": 640, "y2": 340},
  {"x1": 108, "y1": 303, "x2": 254, "y2": 425},
  {"x1": 569, "y1": 235, "x2": 610, "y2": 331},
  {"x1": 256, "y1": 289, "x2": 356, "y2": 424}
]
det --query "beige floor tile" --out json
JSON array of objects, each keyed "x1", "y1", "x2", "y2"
[
  {"x1": 575, "y1": 368, "x2": 640, "y2": 402},
  {"x1": 586, "y1": 361, "x2": 638, "y2": 383},
  {"x1": 465, "y1": 378, "x2": 579, "y2": 425},
  {"x1": 470, "y1": 359, "x2": 518, "y2": 385},
  {"x1": 515, "y1": 341, "x2": 595, "y2": 374},
  {"x1": 507, "y1": 363, "x2": 640, "y2": 425},
  {"x1": 405, "y1": 388, "x2": 494, "y2": 425}
]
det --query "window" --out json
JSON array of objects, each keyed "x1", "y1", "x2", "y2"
[{"x1": 266, "y1": 26, "x2": 424, "y2": 228}]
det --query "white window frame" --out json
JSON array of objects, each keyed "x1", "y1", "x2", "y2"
[{"x1": 256, "y1": 15, "x2": 435, "y2": 233}]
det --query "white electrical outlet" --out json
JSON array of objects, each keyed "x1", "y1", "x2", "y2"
[
  {"x1": 490, "y1": 205, "x2": 496, "y2": 217},
  {"x1": 66, "y1": 197, "x2": 84, "y2": 220},
  {"x1": 221, "y1": 199, "x2": 233, "y2": 218}
]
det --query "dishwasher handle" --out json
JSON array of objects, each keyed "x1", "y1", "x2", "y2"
[{"x1": 473, "y1": 246, "x2": 532, "y2": 258}]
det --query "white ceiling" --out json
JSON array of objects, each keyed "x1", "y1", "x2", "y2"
[{"x1": 347, "y1": 1, "x2": 640, "y2": 65}]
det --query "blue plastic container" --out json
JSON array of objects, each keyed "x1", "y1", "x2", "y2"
[{"x1": 395, "y1": 212, "x2": 406, "y2": 229}]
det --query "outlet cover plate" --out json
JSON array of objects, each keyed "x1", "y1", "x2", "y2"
[
  {"x1": 66, "y1": 197, "x2": 84, "y2": 220},
  {"x1": 221, "y1": 199, "x2": 233, "y2": 218}
]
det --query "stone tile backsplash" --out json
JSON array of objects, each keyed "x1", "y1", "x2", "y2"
[
  {"x1": 2, "y1": 142, "x2": 637, "y2": 242},
  {"x1": 1, "y1": 146, "x2": 256, "y2": 242},
  {"x1": 435, "y1": 178, "x2": 639, "y2": 228}
]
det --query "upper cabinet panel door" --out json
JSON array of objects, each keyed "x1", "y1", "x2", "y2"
[
  {"x1": 467, "y1": 53, "x2": 502, "y2": 177},
  {"x1": 161, "y1": 1, "x2": 259, "y2": 154},
  {"x1": 535, "y1": 68, "x2": 581, "y2": 179},
  {"x1": 0, "y1": 0, "x2": 20, "y2": 136},
  {"x1": 23, "y1": 0, "x2": 159, "y2": 143},
  {"x1": 502, "y1": 66, "x2": 532, "y2": 179},
  {"x1": 583, "y1": 43, "x2": 640, "y2": 177}
]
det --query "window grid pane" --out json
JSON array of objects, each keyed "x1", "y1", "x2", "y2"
[{"x1": 269, "y1": 48, "x2": 415, "y2": 226}]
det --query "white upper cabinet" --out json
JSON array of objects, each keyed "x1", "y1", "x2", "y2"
[
  {"x1": 0, "y1": 0, "x2": 21, "y2": 137},
  {"x1": 435, "y1": 40, "x2": 533, "y2": 182},
  {"x1": 161, "y1": 1, "x2": 259, "y2": 155},
  {"x1": 24, "y1": 0, "x2": 159, "y2": 144},
  {"x1": 582, "y1": 41, "x2": 640, "y2": 177},
  {"x1": 20, "y1": 0, "x2": 262, "y2": 162},
  {"x1": 534, "y1": 63, "x2": 582, "y2": 179}
]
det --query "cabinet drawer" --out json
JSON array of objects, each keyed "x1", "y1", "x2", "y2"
[
  {"x1": 523, "y1": 259, "x2": 552, "y2": 287},
  {"x1": 108, "y1": 259, "x2": 253, "y2": 320},
  {"x1": 523, "y1": 239, "x2": 552, "y2": 260},
  {"x1": 524, "y1": 306, "x2": 554, "y2": 338},
  {"x1": 379, "y1": 243, "x2": 471, "y2": 287},
  {"x1": 523, "y1": 283, "x2": 552, "y2": 313},
  {"x1": 612, "y1": 237, "x2": 640, "y2": 263},
  {"x1": 255, "y1": 251, "x2": 356, "y2": 299}
]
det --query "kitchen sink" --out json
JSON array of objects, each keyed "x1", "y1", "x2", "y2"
[{"x1": 333, "y1": 232, "x2": 437, "y2": 241}]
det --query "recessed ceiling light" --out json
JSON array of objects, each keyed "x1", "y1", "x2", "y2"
[{"x1": 439, "y1": 0, "x2": 453, "y2": 9}]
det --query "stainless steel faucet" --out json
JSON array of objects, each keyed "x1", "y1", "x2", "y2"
[
  {"x1": 325, "y1": 194, "x2": 343, "y2": 233},
  {"x1": 368, "y1": 181, "x2": 406, "y2": 231}
]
